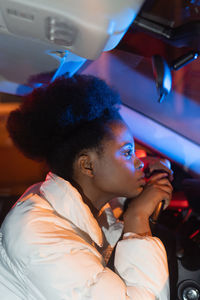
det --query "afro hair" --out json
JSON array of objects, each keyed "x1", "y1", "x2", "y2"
[{"x1": 7, "y1": 75, "x2": 122, "y2": 180}]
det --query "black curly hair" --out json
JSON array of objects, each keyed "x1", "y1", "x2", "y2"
[{"x1": 7, "y1": 75, "x2": 122, "y2": 180}]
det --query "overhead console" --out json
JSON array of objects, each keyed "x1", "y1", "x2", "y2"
[{"x1": 0, "y1": 0, "x2": 145, "y2": 60}]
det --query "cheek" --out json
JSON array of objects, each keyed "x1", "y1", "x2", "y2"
[
  {"x1": 111, "y1": 161, "x2": 142, "y2": 194},
  {"x1": 94, "y1": 160, "x2": 143, "y2": 199},
  {"x1": 94, "y1": 161, "x2": 116, "y2": 183},
  {"x1": 93, "y1": 159, "x2": 119, "y2": 191},
  {"x1": 117, "y1": 159, "x2": 137, "y2": 177},
  {"x1": 96, "y1": 158, "x2": 137, "y2": 188}
]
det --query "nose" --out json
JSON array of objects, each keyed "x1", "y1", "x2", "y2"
[{"x1": 134, "y1": 156, "x2": 144, "y2": 170}]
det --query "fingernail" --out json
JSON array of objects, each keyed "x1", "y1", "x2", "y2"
[{"x1": 161, "y1": 173, "x2": 168, "y2": 177}]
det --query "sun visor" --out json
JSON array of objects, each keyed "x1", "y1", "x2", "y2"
[{"x1": 0, "y1": 0, "x2": 145, "y2": 60}]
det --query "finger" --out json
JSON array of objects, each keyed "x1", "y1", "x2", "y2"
[
  {"x1": 154, "y1": 178, "x2": 173, "y2": 189},
  {"x1": 154, "y1": 188, "x2": 172, "y2": 209},
  {"x1": 144, "y1": 182, "x2": 173, "y2": 209},
  {"x1": 149, "y1": 163, "x2": 173, "y2": 179},
  {"x1": 149, "y1": 159, "x2": 174, "y2": 181},
  {"x1": 147, "y1": 172, "x2": 169, "y2": 183},
  {"x1": 152, "y1": 183, "x2": 173, "y2": 194},
  {"x1": 160, "y1": 158, "x2": 171, "y2": 169},
  {"x1": 163, "y1": 195, "x2": 171, "y2": 209},
  {"x1": 168, "y1": 172, "x2": 174, "y2": 182},
  {"x1": 145, "y1": 183, "x2": 173, "y2": 206}
]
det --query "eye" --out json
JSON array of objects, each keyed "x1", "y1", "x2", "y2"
[{"x1": 123, "y1": 148, "x2": 134, "y2": 158}]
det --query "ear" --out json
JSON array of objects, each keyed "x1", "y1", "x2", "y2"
[{"x1": 77, "y1": 154, "x2": 94, "y2": 177}]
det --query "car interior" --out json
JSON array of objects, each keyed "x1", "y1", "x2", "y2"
[{"x1": 0, "y1": 1, "x2": 200, "y2": 299}]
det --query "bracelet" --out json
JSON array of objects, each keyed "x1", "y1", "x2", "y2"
[
  {"x1": 149, "y1": 217, "x2": 157, "y2": 225},
  {"x1": 123, "y1": 232, "x2": 152, "y2": 239}
]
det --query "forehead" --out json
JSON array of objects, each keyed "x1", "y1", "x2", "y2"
[{"x1": 105, "y1": 120, "x2": 134, "y2": 147}]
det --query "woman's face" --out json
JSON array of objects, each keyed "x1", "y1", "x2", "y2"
[{"x1": 92, "y1": 120, "x2": 145, "y2": 200}]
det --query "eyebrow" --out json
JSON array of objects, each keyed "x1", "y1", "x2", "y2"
[{"x1": 121, "y1": 142, "x2": 134, "y2": 149}]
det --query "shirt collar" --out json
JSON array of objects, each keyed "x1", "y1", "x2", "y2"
[{"x1": 40, "y1": 172, "x2": 103, "y2": 247}]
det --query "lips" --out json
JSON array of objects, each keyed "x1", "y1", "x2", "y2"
[
  {"x1": 138, "y1": 178, "x2": 146, "y2": 186},
  {"x1": 137, "y1": 174, "x2": 146, "y2": 186}
]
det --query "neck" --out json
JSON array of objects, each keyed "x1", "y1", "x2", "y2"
[{"x1": 70, "y1": 178, "x2": 113, "y2": 217}]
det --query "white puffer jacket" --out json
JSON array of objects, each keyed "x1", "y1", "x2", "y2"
[{"x1": 0, "y1": 172, "x2": 169, "y2": 300}]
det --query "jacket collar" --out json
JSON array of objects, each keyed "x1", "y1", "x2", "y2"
[{"x1": 39, "y1": 172, "x2": 103, "y2": 247}]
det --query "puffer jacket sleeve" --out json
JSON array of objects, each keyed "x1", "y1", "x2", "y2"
[
  {"x1": 24, "y1": 230, "x2": 169, "y2": 300},
  {"x1": 114, "y1": 233, "x2": 170, "y2": 299}
]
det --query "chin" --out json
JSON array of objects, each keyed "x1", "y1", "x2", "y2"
[
  {"x1": 125, "y1": 186, "x2": 143, "y2": 198},
  {"x1": 134, "y1": 186, "x2": 144, "y2": 196}
]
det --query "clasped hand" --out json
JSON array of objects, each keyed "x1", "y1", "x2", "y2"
[{"x1": 123, "y1": 157, "x2": 173, "y2": 235}]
